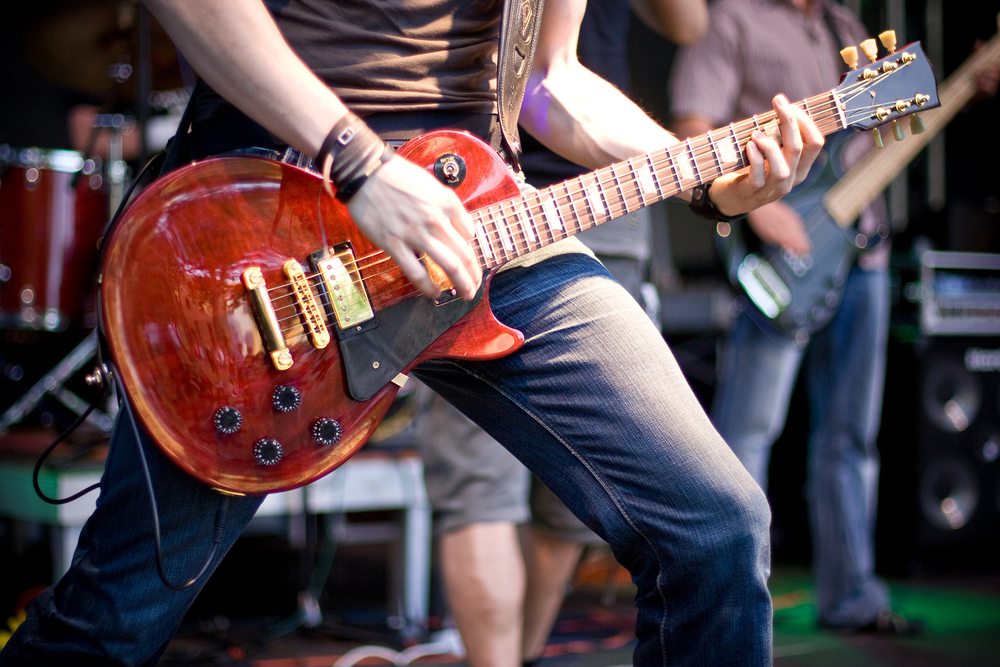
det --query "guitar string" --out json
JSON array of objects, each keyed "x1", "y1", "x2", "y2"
[
  {"x1": 268, "y1": 108, "x2": 852, "y2": 332},
  {"x1": 268, "y1": 55, "x2": 903, "y2": 299},
  {"x1": 267, "y1": 64, "x2": 919, "y2": 333}
]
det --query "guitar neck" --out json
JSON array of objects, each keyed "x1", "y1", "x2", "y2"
[
  {"x1": 471, "y1": 90, "x2": 846, "y2": 271},
  {"x1": 824, "y1": 30, "x2": 1000, "y2": 227}
]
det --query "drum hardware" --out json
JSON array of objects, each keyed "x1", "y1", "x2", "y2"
[{"x1": 0, "y1": 330, "x2": 116, "y2": 436}]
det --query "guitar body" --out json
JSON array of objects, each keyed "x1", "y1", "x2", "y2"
[
  {"x1": 718, "y1": 137, "x2": 870, "y2": 340},
  {"x1": 100, "y1": 130, "x2": 524, "y2": 494}
]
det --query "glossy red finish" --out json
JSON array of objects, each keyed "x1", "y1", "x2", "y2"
[{"x1": 100, "y1": 130, "x2": 524, "y2": 494}]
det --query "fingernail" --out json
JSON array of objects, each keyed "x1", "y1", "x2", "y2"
[{"x1": 774, "y1": 93, "x2": 788, "y2": 106}]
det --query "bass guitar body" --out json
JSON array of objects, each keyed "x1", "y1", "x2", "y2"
[
  {"x1": 100, "y1": 131, "x2": 523, "y2": 494},
  {"x1": 718, "y1": 137, "x2": 877, "y2": 341}
]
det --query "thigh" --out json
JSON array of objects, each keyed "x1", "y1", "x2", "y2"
[{"x1": 416, "y1": 252, "x2": 761, "y2": 557}]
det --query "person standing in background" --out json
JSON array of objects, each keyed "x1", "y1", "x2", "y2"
[
  {"x1": 670, "y1": 0, "x2": 921, "y2": 634},
  {"x1": 417, "y1": 2, "x2": 708, "y2": 665}
]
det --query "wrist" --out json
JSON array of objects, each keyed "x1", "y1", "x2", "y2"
[
  {"x1": 688, "y1": 180, "x2": 743, "y2": 223},
  {"x1": 316, "y1": 112, "x2": 394, "y2": 202}
]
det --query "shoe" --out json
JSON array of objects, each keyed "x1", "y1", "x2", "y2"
[
  {"x1": 821, "y1": 609, "x2": 926, "y2": 636},
  {"x1": 857, "y1": 609, "x2": 925, "y2": 636}
]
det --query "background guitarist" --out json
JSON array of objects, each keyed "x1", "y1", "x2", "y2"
[
  {"x1": 0, "y1": 0, "x2": 824, "y2": 665},
  {"x1": 670, "y1": 0, "x2": 996, "y2": 635}
]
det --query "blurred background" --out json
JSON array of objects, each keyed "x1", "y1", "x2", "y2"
[{"x1": 1, "y1": 1, "x2": 998, "y2": 665}]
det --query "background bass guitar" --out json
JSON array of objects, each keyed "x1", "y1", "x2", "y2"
[
  {"x1": 719, "y1": 22, "x2": 1000, "y2": 341},
  {"x1": 99, "y1": 38, "x2": 938, "y2": 494}
]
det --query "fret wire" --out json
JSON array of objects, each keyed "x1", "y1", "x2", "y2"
[
  {"x1": 626, "y1": 158, "x2": 648, "y2": 209},
  {"x1": 583, "y1": 171, "x2": 606, "y2": 224},
  {"x1": 561, "y1": 180, "x2": 586, "y2": 236},
  {"x1": 538, "y1": 190, "x2": 562, "y2": 242},
  {"x1": 608, "y1": 162, "x2": 628, "y2": 218},
  {"x1": 494, "y1": 205, "x2": 515, "y2": 257},
  {"x1": 645, "y1": 151, "x2": 666, "y2": 200},
  {"x1": 705, "y1": 129, "x2": 725, "y2": 182},
  {"x1": 467, "y1": 92, "x2": 846, "y2": 272}
]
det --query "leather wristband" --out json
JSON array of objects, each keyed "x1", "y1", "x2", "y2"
[
  {"x1": 316, "y1": 112, "x2": 393, "y2": 202},
  {"x1": 689, "y1": 181, "x2": 743, "y2": 223}
]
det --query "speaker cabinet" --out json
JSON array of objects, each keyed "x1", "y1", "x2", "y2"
[{"x1": 881, "y1": 336, "x2": 1000, "y2": 572}]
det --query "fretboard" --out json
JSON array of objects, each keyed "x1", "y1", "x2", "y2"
[{"x1": 470, "y1": 90, "x2": 846, "y2": 270}]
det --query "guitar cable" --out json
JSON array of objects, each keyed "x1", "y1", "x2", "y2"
[
  {"x1": 115, "y1": 370, "x2": 231, "y2": 592},
  {"x1": 29, "y1": 147, "x2": 229, "y2": 591}
]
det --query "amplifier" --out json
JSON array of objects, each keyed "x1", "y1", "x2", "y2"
[{"x1": 920, "y1": 251, "x2": 1000, "y2": 336}]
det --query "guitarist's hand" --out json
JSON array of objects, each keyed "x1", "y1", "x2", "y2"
[
  {"x1": 347, "y1": 155, "x2": 482, "y2": 301},
  {"x1": 747, "y1": 200, "x2": 812, "y2": 257},
  {"x1": 707, "y1": 94, "x2": 824, "y2": 217}
]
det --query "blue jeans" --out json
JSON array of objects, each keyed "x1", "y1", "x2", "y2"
[
  {"x1": 1, "y1": 252, "x2": 771, "y2": 666},
  {"x1": 711, "y1": 265, "x2": 890, "y2": 626}
]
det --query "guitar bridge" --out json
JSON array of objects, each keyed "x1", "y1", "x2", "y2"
[{"x1": 241, "y1": 266, "x2": 293, "y2": 371}]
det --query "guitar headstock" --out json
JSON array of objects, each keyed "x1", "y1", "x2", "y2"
[{"x1": 834, "y1": 32, "x2": 940, "y2": 144}]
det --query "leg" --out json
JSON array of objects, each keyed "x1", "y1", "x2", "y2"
[
  {"x1": 710, "y1": 304, "x2": 805, "y2": 488},
  {"x1": 0, "y1": 408, "x2": 264, "y2": 666},
  {"x1": 416, "y1": 388, "x2": 531, "y2": 667},
  {"x1": 416, "y1": 251, "x2": 772, "y2": 666},
  {"x1": 442, "y1": 523, "x2": 526, "y2": 667},
  {"x1": 520, "y1": 479, "x2": 592, "y2": 662},
  {"x1": 805, "y1": 267, "x2": 891, "y2": 626}
]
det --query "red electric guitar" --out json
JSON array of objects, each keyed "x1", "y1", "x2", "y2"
[{"x1": 100, "y1": 38, "x2": 939, "y2": 494}]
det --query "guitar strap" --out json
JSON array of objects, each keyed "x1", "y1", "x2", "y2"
[{"x1": 496, "y1": 0, "x2": 546, "y2": 171}]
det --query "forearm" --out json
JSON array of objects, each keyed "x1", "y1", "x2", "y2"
[
  {"x1": 631, "y1": 0, "x2": 708, "y2": 45},
  {"x1": 144, "y1": 0, "x2": 346, "y2": 157},
  {"x1": 519, "y1": 64, "x2": 678, "y2": 170}
]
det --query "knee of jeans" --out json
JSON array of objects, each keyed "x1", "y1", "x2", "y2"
[{"x1": 707, "y1": 480, "x2": 771, "y2": 563}]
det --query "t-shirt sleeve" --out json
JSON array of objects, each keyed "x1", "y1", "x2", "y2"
[{"x1": 668, "y1": 2, "x2": 744, "y2": 127}]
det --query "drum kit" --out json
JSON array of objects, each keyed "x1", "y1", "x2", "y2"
[{"x1": 0, "y1": 1, "x2": 186, "y2": 436}]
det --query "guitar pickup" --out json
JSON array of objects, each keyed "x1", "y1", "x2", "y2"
[
  {"x1": 242, "y1": 266, "x2": 293, "y2": 371},
  {"x1": 314, "y1": 244, "x2": 375, "y2": 333},
  {"x1": 737, "y1": 254, "x2": 791, "y2": 319},
  {"x1": 283, "y1": 259, "x2": 331, "y2": 349}
]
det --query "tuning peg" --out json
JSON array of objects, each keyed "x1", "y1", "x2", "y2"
[
  {"x1": 910, "y1": 113, "x2": 926, "y2": 134},
  {"x1": 872, "y1": 127, "x2": 885, "y2": 149},
  {"x1": 879, "y1": 30, "x2": 897, "y2": 53},
  {"x1": 892, "y1": 120, "x2": 905, "y2": 141},
  {"x1": 840, "y1": 46, "x2": 859, "y2": 69},
  {"x1": 860, "y1": 38, "x2": 879, "y2": 63}
]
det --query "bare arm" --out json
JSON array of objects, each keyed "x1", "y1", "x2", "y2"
[
  {"x1": 631, "y1": 0, "x2": 708, "y2": 45},
  {"x1": 521, "y1": 0, "x2": 824, "y2": 215},
  {"x1": 142, "y1": 0, "x2": 480, "y2": 300}
]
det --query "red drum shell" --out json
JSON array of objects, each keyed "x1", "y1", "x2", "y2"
[{"x1": 0, "y1": 147, "x2": 107, "y2": 330}]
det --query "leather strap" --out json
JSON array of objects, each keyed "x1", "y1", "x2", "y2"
[{"x1": 497, "y1": 0, "x2": 546, "y2": 171}]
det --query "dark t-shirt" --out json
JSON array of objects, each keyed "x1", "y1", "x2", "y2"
[{"x1": 190, "y1": 0, "x2": 503, "y2": 153}]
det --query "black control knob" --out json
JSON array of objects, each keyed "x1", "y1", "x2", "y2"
[
  {"x1": 272, "y1": 385, "x2": 302, "y2": 413},
  {"x1": 312, "y1": 418, "x2": 343, "y2": 446},
  {"x1": 253, "y1": 438, "x2": 284, "y2": 466},
  {"x1": 213, "y1": 406, "x2": 243, "y2": 435}
]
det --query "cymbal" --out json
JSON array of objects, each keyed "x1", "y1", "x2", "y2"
[{"x1": 23, "y1": 0, "x2": 184, "y2": 99}]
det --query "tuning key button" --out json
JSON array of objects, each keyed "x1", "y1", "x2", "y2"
[
  {"x1": 312, "y1": 418, "x2": 343, "y2": 447},
  {"x1": 272, "y1": 385, "x2": 302, "y2": 413},
  {"x1": 253, "y1": 438, "x2": 284, "y2": 466},
  {"x1": 213, "y1": 406, "x2": 243, "y2": 435}
]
